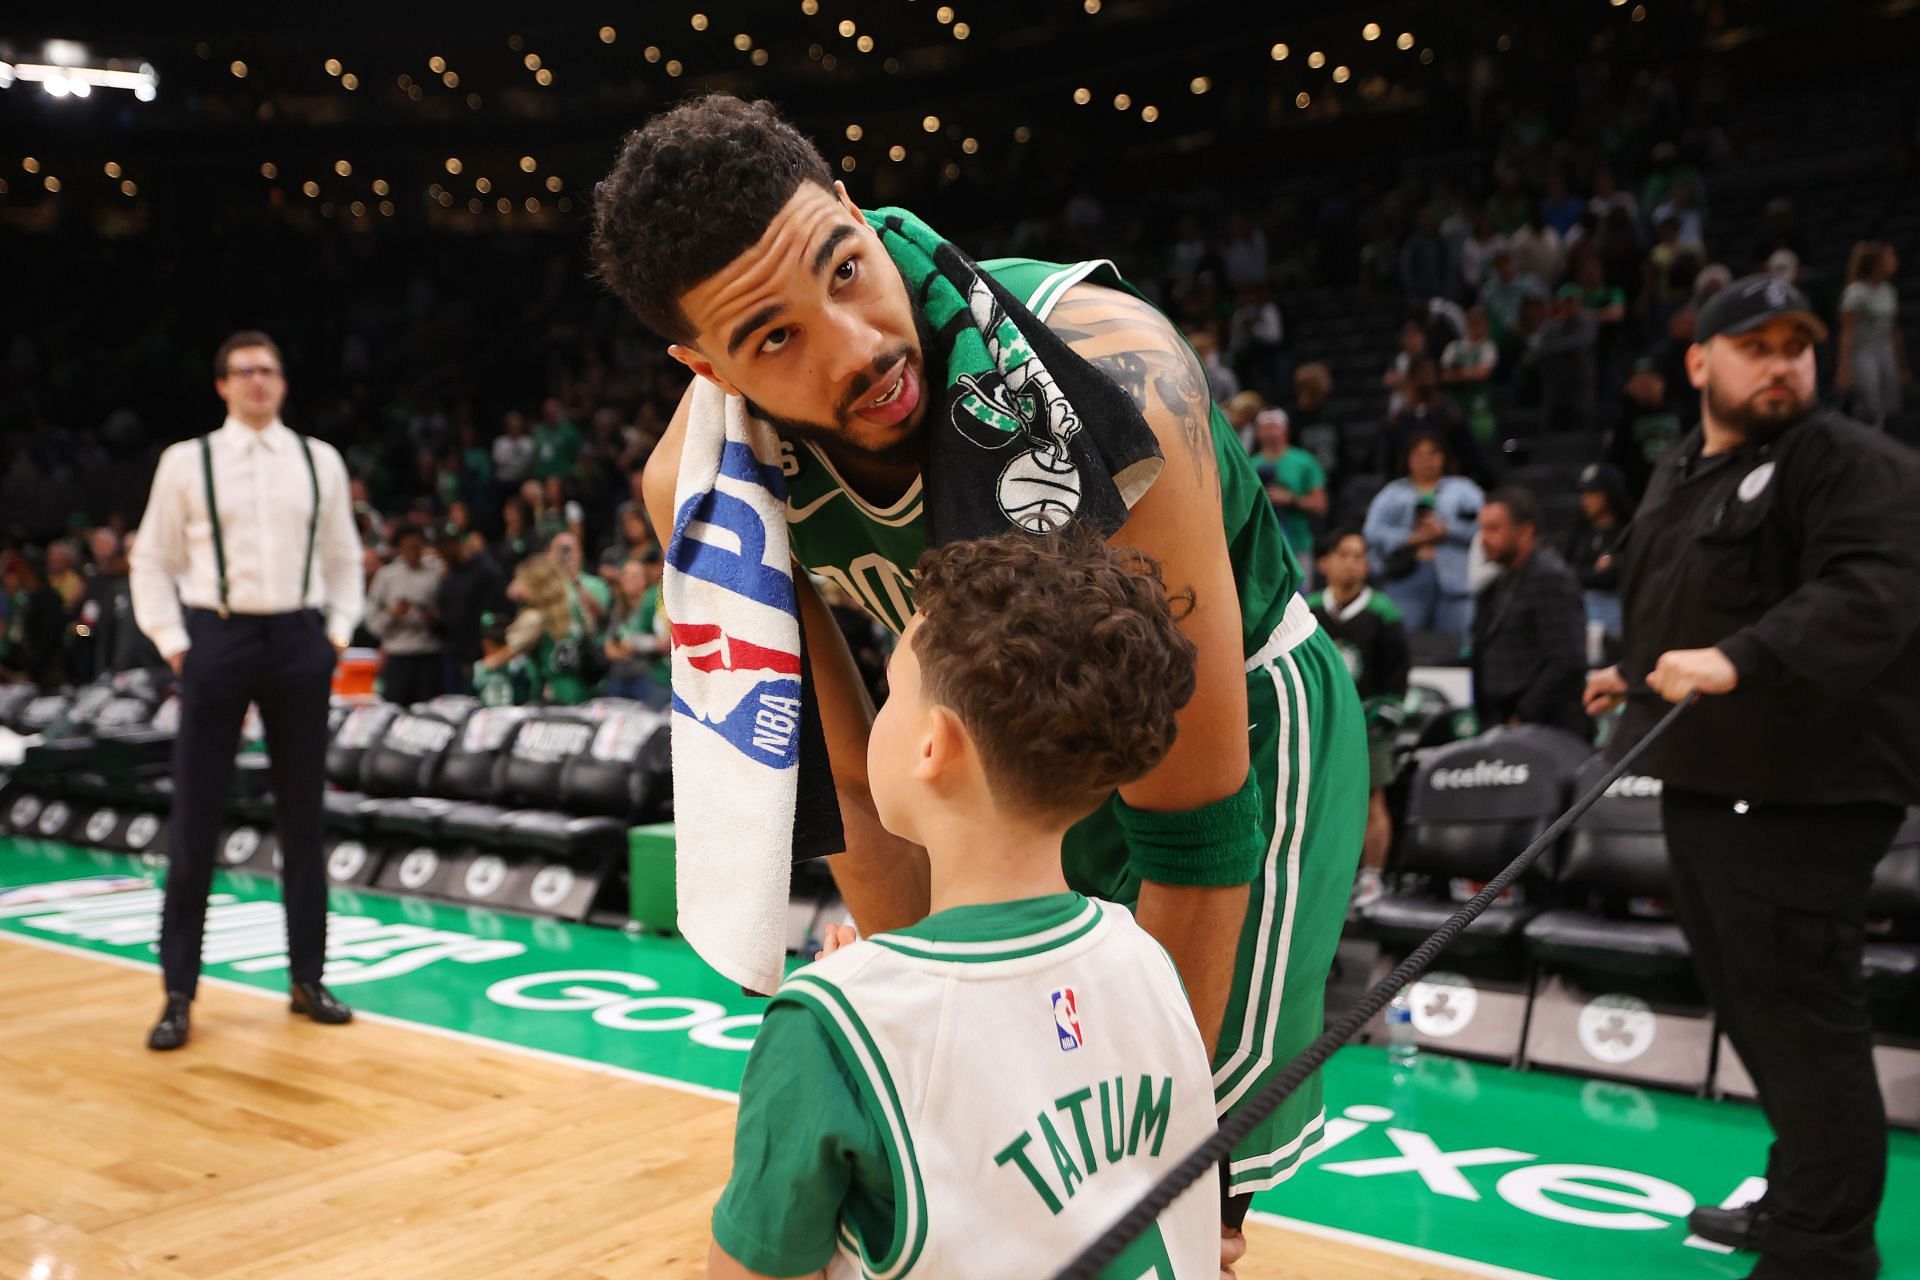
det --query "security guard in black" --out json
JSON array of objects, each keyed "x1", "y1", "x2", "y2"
[{"x1": 1588, "y1": 275, "x2": 1920, "y2": 1280}]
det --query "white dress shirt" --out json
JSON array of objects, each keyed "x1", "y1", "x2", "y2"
[{"x1": 130, "y1": 417, "x2": 365, "y2": 658}]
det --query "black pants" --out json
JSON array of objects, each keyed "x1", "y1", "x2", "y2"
[
  {"x1": 381, "y1": 651, "x2": 444, "y2": 707},
  {"x1": 161, "y1": 608, "x2": 337, "y2": 997},
  {"x1": 1662, "y1": 787, "x2": 1902, "y2": 1280}
]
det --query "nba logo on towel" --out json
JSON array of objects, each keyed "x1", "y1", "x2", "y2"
[{"x1": 1051, "y1": 987, "x2": 1083, "y2": 1052}]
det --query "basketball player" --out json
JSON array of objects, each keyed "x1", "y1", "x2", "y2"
[
  {"x1": 709, "y1": 530, "x2": 1218, "y2": 1279},
  {"x1": 594, "y1": 96, "x2": 1369, "y2": 1248}
]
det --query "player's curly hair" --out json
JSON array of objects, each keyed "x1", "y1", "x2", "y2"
[
  {"x1": 910, "y1": 526, "x2": 1199, "y2": 824},
  {"x1": 590, "y1": 94, "x2": 834, "y2": 344}
]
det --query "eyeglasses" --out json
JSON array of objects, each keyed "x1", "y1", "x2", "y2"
[{"x1": 225, "y1": 363, "x2": 283, "y2": 380}]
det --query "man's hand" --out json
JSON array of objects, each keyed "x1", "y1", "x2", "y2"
[
  {"x1": 168, "y1": 650, "x2": 186, "y2": 677},
  {"x1": 1583, "y1": 665, "x2": 1627, "y2": 716},
  {"x1": 1647, "y1": 647, "x2": 1738, "y2": 702},
  {"x1": 391, "y1": 599, "x2": 411, "y2": 617},
  {"x1": 1264, "y1": 484, "x2": 1294, "y2": 506},
  {"x1": 814, "y1": 923, "x2": 858, "y2": 959},
  {"x1": 1221, "y1": 1225, "x2": 1248, "y2": 1280}
]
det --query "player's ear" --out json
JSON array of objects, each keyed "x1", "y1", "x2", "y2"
[
  {"x1": 667, "y1": 342, "x2": 741, "y2": 398},
  {"x1": 916, "y1": 704, "x2": 968, "y2": 785}
]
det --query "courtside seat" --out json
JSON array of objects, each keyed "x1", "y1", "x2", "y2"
[
  {"x1": 559, "y1": 706, "x2": 670, "y2": 822},
  {"x1": 503, "y1": 810, "x2": 628, "y2": 862},
  {"x1": 0, "y1": 684, "x2": 37, "y2": 729},
  {"x1": 406, "y1": 708, "x2": 533, "y2": 845},
  {"x1": 1865, "y1": 944, "x2": 1920, "y2": 1003},
  {"x1": 325, "y1": 702, "x2": 400, "y2": 793},
  {"x1": 1523, "y1": 757, "x2": 1695, "y2": 982},
  {"x1": 1362, "y1": 725, "x2": 1592, "y2": 961},
  {"x1": 321, "y1": 702, "x2": 400, "y2": 834},
  {"x1": 356, "y1": 709, "x2": 466, "y2": 837}
]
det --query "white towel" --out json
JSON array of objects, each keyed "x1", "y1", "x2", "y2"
[{"x1": 665, "y1": 379, "x2": 804, "y2": 996}]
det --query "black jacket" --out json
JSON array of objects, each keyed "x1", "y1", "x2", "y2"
[
  {"x1": 436, "y1": 555, "x2": 510, "y2": 671},
  {"x1": 1612, "y1": 410, "x2": 1920, "y2": 805},
  {"x1": 1471, "y1": 547, "x2": 1590, "y2": 738}
]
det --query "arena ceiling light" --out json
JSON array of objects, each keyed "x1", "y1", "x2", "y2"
[{"x1": 0, "y1": 40, "x2": 159, "y2": 101}]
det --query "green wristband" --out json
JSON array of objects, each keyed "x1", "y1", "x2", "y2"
[{"x1": 1114, "y1": 768, "x2": 1266, "y2": 888}]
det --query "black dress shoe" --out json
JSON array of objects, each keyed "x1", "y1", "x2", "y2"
[
  {"x1": 289, "y1": 980, "x2": 354, "y2": 1025},
  {"x1": 1688, "y1": 1202, "x2": 1766, "y2": 1252},
  {"x1": 147, "y1": 992, "x2": 192, "y2": 1051}
]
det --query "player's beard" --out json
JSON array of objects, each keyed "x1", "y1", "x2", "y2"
[
  {"x1": 744, "y1": 304, "x2": 939, "y2": 469},
  {"x1": 1705, "y1": 379, "x2": 1810, "y2": 444}
]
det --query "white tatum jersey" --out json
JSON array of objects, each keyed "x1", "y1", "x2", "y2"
[{"x1": 780, "y1": 896, "x2": 1218, "y2": 1279}]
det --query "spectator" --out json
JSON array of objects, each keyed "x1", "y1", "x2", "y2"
[
  {"x1": 1166, "y1": 213, "x2": 1212, "y2": 297},
  {"x1": 1607, "y1": 357, "x2": 1689, "y2": 500},
  {"x1": 1478, "y1": 249, "x2": 1545, "y2": 358},
  {"x1": 1227, "y1": 284, "x2": 1286, "y2": 398},
  {"x1": 1526, "y1": 284, "x2": 1599, "y2": 432},
  {"x1": 1221, "y1": 211, "x2": 1270, "y2": 290},
  {"x1": 1363, "y1": 431, "x2": 1484, "y2": 637},
  {"x1": 348, "y1": 478, "x2": 383, "y2": 552},
  {"x1": 1587, "y1": 166, "x2": 1640, "y2": 228},
  {"x1": 485, "y1": 554, "x2": 595, "y2": 706},
  {"x1": 1565, "y1": 463, "x2": 1633, "y2": 651},
  {"x1": 1223, "y1": 390, "x2": 1265, "y2": 452},
  {"x1": 1485, "y1": 170, "x2": 1531, "y2": 236},
  {"x1": 1471, "y1": 488, "x2": 1589, "y2": 738},
  {"x1": 46, "y1": 540, "x2": 86, "y2": 615},
  {"x1": 1457, "y1": 208, "x2": 1504, "y2": 297},
  {"x1": 1188, "y1": 328, "x2": 1241, "y2": 402},
  {"x1": 434, "y1": 528, "x2": 508, "y2": 696},
  {"x1": 363, "y1": 525, "x2": 445, "y2": 706},
  {"x1": 1381, "y1": 359, "x2": 1487, "y2": 485},
  {"x1": 495, "y1": 497, "x2": 537, "y2": 577},
  {"x1": 549, "y1": 530, "x2": 610, "y2": 631},
  {"x1": 1, "y1": 549, "x2": 68, "y2": 689},
  {"x1": 1248, "y1": 409, "x2": 1328, "y2": 569},
  {"x1": 1652, "y1": 179, "x2": 1708, "y2": 251},
  {"x1": 1440, "y1": 307, "x2": 1500, "y2": 449},
  {"x1": 1574, "y1": 252, "x2": 1627, "y2": 327},
  {"x1": 471, "y1": 613, "x2": 537, "y2": 707},
  {"x1": 1506, "y1": 208, "x2": 1566, "y2": 291},
  {"x1": 82, "y1": 528, "x2": 162, "y2": 677},
  {"x1": 612, "y1": 468, "x2": 651, "y2": 541},
  {"x1": 1308, "y1": 527, "x2": 1411, "y2": 909},
  {"x1": 1399, "y1": 208, "x2": 1455, "y2": 303},
  {"x1": 492, "y1": 410, "x2": 535, "y2": 502},
  {"x1": 533, "y1": 397, "x2": 585, "y2": 481},
  {"x1": 1540, "y1": 172, "x2": 1585, "y2": 238},
  {"x1": 1381, "y1": 320, "x2": 1429, "y2": 418},
  {"x1": 1746, "y1": 195, "x2": 1808, "y2": 272},
  {"x1": 600, "y1": 505, "x2": 659, "y2": 569},
  {"x1": 604, "y1": 557, "x2": 669, "y2": 706},
  {"x1": 1288, "y1": 362, "x2": 1343, "y2": 493},
  {"x1": 1837, "y1": 241, "x2": 1911, "y2": 429}
]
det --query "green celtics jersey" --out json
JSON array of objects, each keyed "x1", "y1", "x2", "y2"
[{"x1": 783, "y1": 256, "x2": 1304, "y2": 653}]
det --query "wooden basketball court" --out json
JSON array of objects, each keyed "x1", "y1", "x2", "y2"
[{"x1": 0, "y1": 935, "x2": 1484, "y2": 1279}]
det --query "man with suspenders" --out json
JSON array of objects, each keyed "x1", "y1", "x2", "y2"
[{"x1": 130, "y1": 331, "x2": 365, "y2": 1050}]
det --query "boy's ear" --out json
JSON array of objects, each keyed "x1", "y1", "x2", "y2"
[{"x1": 915, "y1": 704, "x2": 970, "y2": 785}]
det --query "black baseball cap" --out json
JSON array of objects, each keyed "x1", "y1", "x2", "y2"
[{"x1": 1695, "y1": 273, "x2": 1828, "y2": 343}]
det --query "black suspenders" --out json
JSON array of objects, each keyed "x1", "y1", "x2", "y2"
[{"x1": 198, "y1": 431, "x2": 321, "y2": 619}]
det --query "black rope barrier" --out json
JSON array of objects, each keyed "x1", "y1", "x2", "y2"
[{"x1": 1053, "y1": 694, "x2": 1696, "y2": 1279}]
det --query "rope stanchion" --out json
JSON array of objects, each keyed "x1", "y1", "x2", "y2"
[{"x1": 1053, "y1": 694, "x2": 1696, "y2": 1279}]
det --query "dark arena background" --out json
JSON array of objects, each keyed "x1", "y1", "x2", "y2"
[{"x1": 1, "y1": 4, "x2": 1917, "y2": 1278}]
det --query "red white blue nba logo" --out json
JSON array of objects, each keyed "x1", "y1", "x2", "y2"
[{"x1": 1051, "y1": 987, "x2": 1083, "y2": 1052}]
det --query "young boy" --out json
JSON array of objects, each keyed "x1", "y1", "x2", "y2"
[{"x1": 709, "y1": 530, "x2": 1221, "y2": 1279}]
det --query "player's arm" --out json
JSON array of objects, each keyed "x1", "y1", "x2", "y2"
[
  {"x1": 642, "y1": 389, "x2": 930, "y2": 934},
  {"x1": 1049, "y1": 284, "x2": 1254, "y2": 1055}
]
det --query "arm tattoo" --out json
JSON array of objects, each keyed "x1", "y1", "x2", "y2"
[{"x1": 1049, "y1": 293, "x2": 1216, "y2": 479}]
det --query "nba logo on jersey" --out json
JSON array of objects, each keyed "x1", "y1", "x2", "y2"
[{"x1": 1051, "y1": 987, "x2": 1083, "y2": 1052}]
